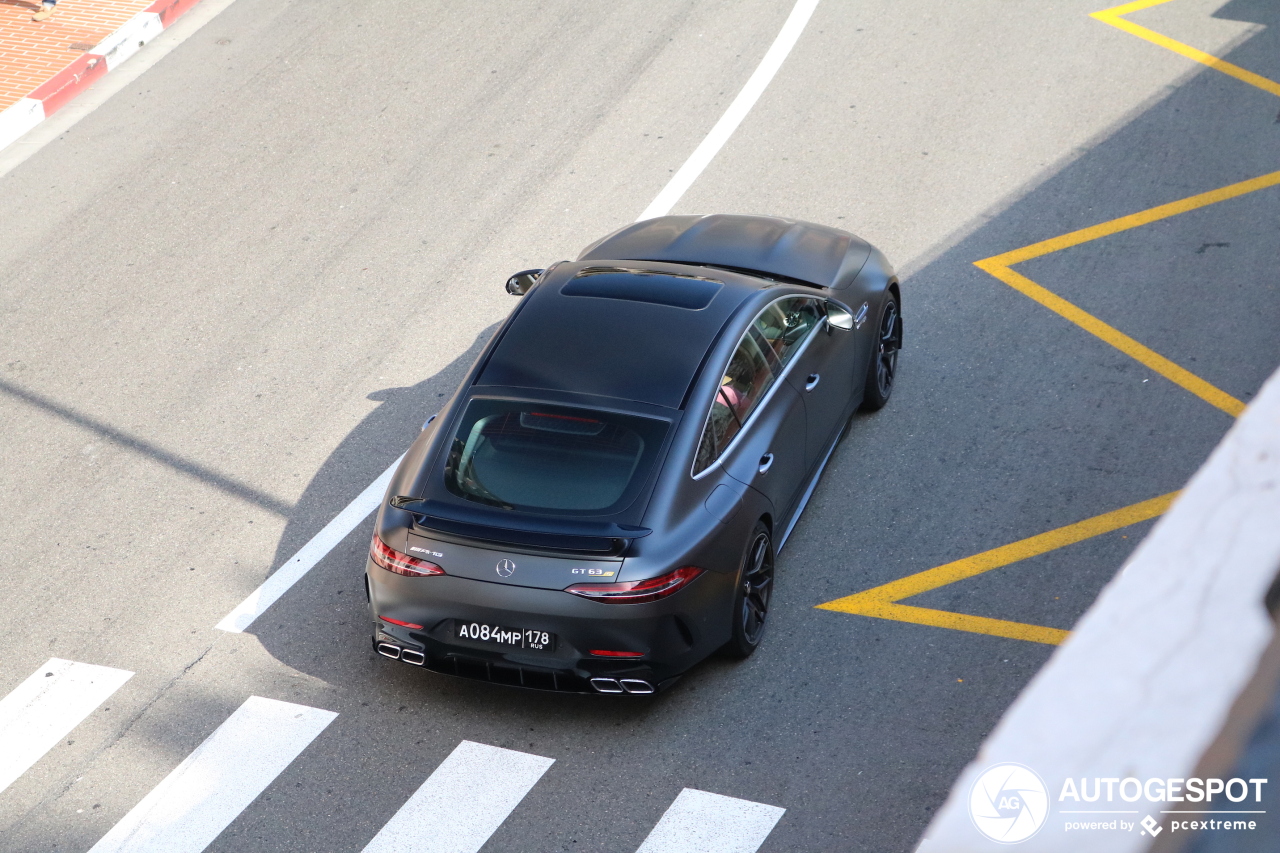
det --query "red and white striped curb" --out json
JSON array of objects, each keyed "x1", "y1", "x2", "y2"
[{"x1": 0, "y1": 0, "x2": 201, "y2": 152}]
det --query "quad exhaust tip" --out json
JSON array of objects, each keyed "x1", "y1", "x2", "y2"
[
  {"x1": 619, "y1": 679, "x2": 655, "y2": 694},
  {"x1": 381, "y1": 647, "x2": 651, "y2": 690},
  {"x1": 591, "y1": 677, "x2": 654, "y2": 694},
  {"x1": 377, "y1": 642, "x2": 426, "y2": 666},
  {"x1": 590, "y1": 678, "x2": 624, "y2": 693}
]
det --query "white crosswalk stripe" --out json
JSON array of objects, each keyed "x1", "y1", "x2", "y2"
[
  {"x1": 0, "y1": 658, "x2": 133, "y2": 795},
  {"x1": 87, "y1": 695, "x2": 336, "y2": 853},
  {"x1": 361, "y1": 740, "x2": 554, "y2": 853},
  {"x1": 635, "y1": 788, "x2": 785, "y2": 853},
  {"x1": 1, "y1": 683, "x2": 785, "y2": 853}
]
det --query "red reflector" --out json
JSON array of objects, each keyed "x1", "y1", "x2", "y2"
[
  {"x1": 589, "y1": 649, "x2": 644, "y2": 658},
  {"x1": 566, "y1": 566, "x2": 703, "y2": 604},
  {"x1": 382, "y1": 617, "x2": 424, "y2": 630},
  {"x1": 370, "y1": 535, "x2": 445, "y2": 577}
]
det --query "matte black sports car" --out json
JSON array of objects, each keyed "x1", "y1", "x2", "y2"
[{"x1": 366, "y1": 214, "x2": 901, "y2": 693}]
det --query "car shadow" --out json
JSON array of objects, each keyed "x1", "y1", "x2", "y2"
[{"x1": 263, "y1": 326, "x2": 500, "y2": 568}]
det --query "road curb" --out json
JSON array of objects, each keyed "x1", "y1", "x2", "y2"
[
  {"x1": 0, "y1": 0, "x2": 201, "y2": 153},
  {"x1": 916, "y1": 362, "x2": 1280, "y2": 853}
]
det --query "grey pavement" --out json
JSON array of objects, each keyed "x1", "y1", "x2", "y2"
[{"x1": 0, "y1": 0, "x2": 1276, "y2": 851}]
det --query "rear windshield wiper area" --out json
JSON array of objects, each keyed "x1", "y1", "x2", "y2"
[{"x1": 389, "y1": 496, "x2": 652, "y2": 556}]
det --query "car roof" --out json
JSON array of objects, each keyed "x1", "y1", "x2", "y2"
[{"x1": 476, "y1": 261, "x2": 767, "y2": 409}]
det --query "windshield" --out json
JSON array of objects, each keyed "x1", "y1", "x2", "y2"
[{"x1": 443, "y1": 399, "x2": 669, "y2": 514}]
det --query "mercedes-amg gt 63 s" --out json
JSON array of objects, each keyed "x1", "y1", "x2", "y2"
[{"x1": 366, "y1": 214, "x2": 902, "y2": 693}]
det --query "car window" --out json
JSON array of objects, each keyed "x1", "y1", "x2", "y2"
[
  {"x1": 444, "y1": 400, "x2": 669, "y2": 513},
  {"x1": 752, "y1": 297, "x2": 824, "y2": 368},
  {"x1": 694, "y1": 328, "x2": 777, "y2": 474}
]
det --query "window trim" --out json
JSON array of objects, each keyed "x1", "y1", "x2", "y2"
[{"x1": 690, "y1": 296, "x2": 828, "y2": 480}]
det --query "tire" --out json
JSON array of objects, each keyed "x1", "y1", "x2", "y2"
[
  {"x1": 859, "y1": 292, "x2": 902, "y2": 412},
  {"x1": 723, "y1": 522, "x2": 775, "y2": 659}
]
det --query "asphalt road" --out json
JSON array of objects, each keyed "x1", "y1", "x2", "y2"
[{"x1": 1, "y1": 0, "x2": 1277, "y2": 851}]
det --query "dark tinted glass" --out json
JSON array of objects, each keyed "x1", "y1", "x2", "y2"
[
  {"x1": 445, "y1": 400, "x2": 669, "y2": 514},
  {"x1": 694, "y1": 330, "x2": 777, "y2": 474},
  {"x1": 692, "y1": 297, "x2": 823, "y2": 475},
  {"x1": 753, "y1": 297, "x2": 823, "y2": 367}
]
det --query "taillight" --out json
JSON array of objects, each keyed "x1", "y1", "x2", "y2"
[
  {"x1": 370, "y1": 536, "x2": 445, "y2": 577},
  {"x1": 382, "y1": 616, "x2": 424, "y2": 630},
  {"x1": 565, "y1": 566, "x2": 703, "y2": 604}
]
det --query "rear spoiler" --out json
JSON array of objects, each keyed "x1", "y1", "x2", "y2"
[{"x1": 389, "y1": 496, "x2": 651, "y2": 555}]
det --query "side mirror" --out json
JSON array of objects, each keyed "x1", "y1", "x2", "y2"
[
  {"x1": 505, "y1": 269, "x2": 544, "y2": 296},
  {"x1": 826, "y1": 300, "x2": 855, "y2": 331}
]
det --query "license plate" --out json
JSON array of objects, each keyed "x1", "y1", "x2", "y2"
[{"x1": 455, "y1": 621, "x2": 556, "y2": 652}]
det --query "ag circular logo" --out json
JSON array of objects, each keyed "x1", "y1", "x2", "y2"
[
  {"x1": 968, "y1": 763, "x2": 1049, "y2": 844},
  {"x1": 495, "y1": 559, "x2": 516, "y2": 578}
]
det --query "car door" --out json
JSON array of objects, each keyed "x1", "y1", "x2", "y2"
[
  {"x1": 755, "y1": 296, "x2": 856, "y2": 470},
  {"x1": 693, "y1": 321, "x2": 809, "y2": 523}
]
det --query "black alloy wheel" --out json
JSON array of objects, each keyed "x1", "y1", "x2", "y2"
[
  {"x1": 859, "y1": 293, "x2": 902, "y2": 411},
  {"x1": 725, "y1": 522, "x2": 775, "y2": 659}
]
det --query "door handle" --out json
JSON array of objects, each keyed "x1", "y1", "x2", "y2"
[
  {"x1": 758, "y1": 453, "x2": 774, "y2": 475},
  {"x1": 805, "y1": 373, "x2": 820, "y2": 391}
]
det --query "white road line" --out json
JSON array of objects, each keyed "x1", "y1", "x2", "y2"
[
  {"x1": 636, "y1": 0, "x2": 821, "y2": 221},
  {"x1": 88, "y1": 696, "x2": 335, "y2": 853},
  {"x1": 0, "y1": 659, "x2": 133, "y2": 795},
  {"x1": 361, "y1": 740, "x2": 554, "y2": 853},
  {"x1": 635, "y1": 788, "x2": 785, "y2": 853},
  {"x1": 215, "y1": 454, "x2": 403, "y2": 632},
  {"x1": 215, "y1": 0, "x2": 820, "y2": 634}
]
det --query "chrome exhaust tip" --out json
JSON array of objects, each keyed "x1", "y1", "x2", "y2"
[
  {"x1": 590, "y1": 677, "x2": 625, "y2": 694},
  {"x1": 401, "y1": 649, "x2": 426, "y2": 666},
  {"x1": 619, "y1": 679, "x2": 655, "y2": 694},
  {"x1": 376, "y1": 642, "x2": 402, "y2": 660}
]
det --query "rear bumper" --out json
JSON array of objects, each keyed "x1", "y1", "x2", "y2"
[
  {"x1": 371, "y1": 635, "x2": 678, "y2": 694},
  {"x1": 366, "y1": 559, "x2": 734, "y2": 692}
]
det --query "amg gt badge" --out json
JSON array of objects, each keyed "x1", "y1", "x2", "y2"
[{"x1": 496, "y1": 559, "x2": 516, "y2": 578}]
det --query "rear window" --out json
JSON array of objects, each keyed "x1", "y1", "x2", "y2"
[{"x1": 443, "y1": 400, "x2": 669, "y2": 514}]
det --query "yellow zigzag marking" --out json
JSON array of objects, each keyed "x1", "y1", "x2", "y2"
[
  {"x1": 817, "y1": 494, "x2": 1176, "y2": 645},
  {"x1": 817, "y1": 1, "x2": 1280, "y2": 643},
  {"x1": 1092, "y1": 0, "x2": 1280, "y2": 99}
]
